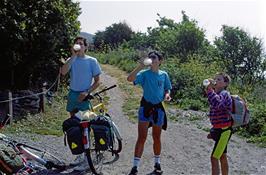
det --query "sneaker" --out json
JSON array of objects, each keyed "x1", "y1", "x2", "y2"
[
  {"x1": 70, "y1": 154, "x2": 85, "y2": 166},
  {"x1": 128, "y1": 166, "x2": 138, "y2": 175},
  {"x1": 152, "y1": 163, "x2": 163, "y2": 175},
  {"x1": 73, "y1": 160, "x2": 89, "y2": 172}
]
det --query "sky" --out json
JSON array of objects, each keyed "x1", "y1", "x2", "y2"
[{"x1": 76, "y1": 0, "x2": 266, "y2": 48}]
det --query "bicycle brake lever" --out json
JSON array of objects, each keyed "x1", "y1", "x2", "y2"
[{"x1": 83, "y1": 94, "x2": 94, "y2": 101}]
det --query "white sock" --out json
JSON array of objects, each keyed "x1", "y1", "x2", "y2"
[
  {"x1": 133, "y1": 157, "x2": 141, "y2": 168},
  {"x1": 154, "y1": 155, "x2": 160, "y2": 164}
]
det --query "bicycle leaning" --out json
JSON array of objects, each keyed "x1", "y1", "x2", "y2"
[
  {"x1": 0, "y1": 133, "x2": 66, "y2": 175},
  {"x1": 63, "y1": 84, "x2": 122, "y2": 175}
]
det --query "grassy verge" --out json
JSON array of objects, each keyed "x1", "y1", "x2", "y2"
[
  {"x1": 2, "y1": 88, "x2": 69, "y2": 136},
  {"x1": 1, "y1": 64, "x2": 141, "y2": 136}
]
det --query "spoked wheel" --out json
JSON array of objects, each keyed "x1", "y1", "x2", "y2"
[
  {"x1": 85, "y1": 149, "x2": 104, "y2": 175},
  {"x1": 85, "y1": 114, "x2": 122, "y2": 174},
  {"x1": 18, "y1": 144, "x2": 66, "y2": 171}
]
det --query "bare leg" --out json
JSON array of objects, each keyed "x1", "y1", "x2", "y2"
[
  {"x1": 152, "y1": 125, "x2": 162, "y2": 156},
  {"x1": 211, "y1": 156, "x2": 220, "y2": 175},
  {"x1": 220, "y1": 153, "x2": 229, "y2": 175},
  {"x1": 134, "y1": 122, "x2": 149, "y2": 157}
]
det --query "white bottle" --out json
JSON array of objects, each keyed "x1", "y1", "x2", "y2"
[
  {"x1": 143, "y1": 58, "x2": 152, "y2": 66},
  {"x1": 203, "y1": 79, "x2": 210, "y2": 86},
  {"x1": 73, "y1": 44, "x2": 81, "y2": 51}
]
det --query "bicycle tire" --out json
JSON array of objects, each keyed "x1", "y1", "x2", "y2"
[
  {"x1": 84, "y1": 149, "x2": 103, "y2": 175},
  {"x1": 18, "y1": 143, "x2": 66, "y2": 171},
  {"x1": 84, "y1": 130, "x2": 105, "y2": 175}
]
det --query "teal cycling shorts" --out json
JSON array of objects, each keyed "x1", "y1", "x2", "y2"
[
  {"x1": 138, "y1": 107, "x2": 165, "y2": 126},
  {"x1": 66, "y1": 90, "x2": 92, "y2": 112}
]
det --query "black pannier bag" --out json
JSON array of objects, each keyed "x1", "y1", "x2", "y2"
[
  {"x1": 62, "y1": 116, "x2": 84, "y2": 155},
  {"x1": 90, "y1": 115, "x2": 113, "y2": 151}
]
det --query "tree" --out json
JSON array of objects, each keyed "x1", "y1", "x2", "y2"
[
  {"x1": 0, "y1": 0, "x2": 81, "y2": 90},
  {"x1": 214, "y1": 25, "x2": 266, "y2": 85},
  {"x1": 125, "y1": 12, "x2": 209, "y2": 62},
  {"x1": 155, "y1": 11, "x2": 207, "y2": 61},
  {"x1": 93, "y1": 22, "x2": 134, "y2": 51},
  {"x1": 93, "y1": 30, "x2": 107, "y2": 51}
]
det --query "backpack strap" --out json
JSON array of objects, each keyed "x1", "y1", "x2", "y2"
[
  {"x1": 242, "y1": 100, "x2": 248, "y2": 124},
  {"x1": 231, "y1": 96, "x2": 236, "y2": 114},
  {"x1": 64, "y1": 132, "x2": 67, "y2": 146}
]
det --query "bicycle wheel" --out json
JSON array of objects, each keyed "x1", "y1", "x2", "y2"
[
  {"x1": 84, "y1": 130, "x2": 104, "y2": 175},
  {"x1": 84, "y1": 148, "x2": 103, "y2": 175},
  {"x1": 18, "y1": 143, "x2": 66, "y2": 171}
]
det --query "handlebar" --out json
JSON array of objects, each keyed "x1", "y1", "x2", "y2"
[{"x1": 83, "y1": 85, "x2": 117, "y2": 101}]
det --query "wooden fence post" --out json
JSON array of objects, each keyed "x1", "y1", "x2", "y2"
[
  {"x1": 8, "y1": 91, "x2": 13, "y2": 123},
  {"x1": 57, "y1": 68, "x2": 61, "y2": 92},
  {"x1": 40, "y1": 82, "x2": 47, "y2": 113}
]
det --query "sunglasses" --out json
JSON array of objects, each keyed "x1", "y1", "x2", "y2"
[{"x1": 148, "y1": 54, "x2": 158, "y2": 60}]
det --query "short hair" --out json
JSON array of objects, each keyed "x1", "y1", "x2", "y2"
[
  {"x1": 74, "y1": 36, "x2": 88, "y2": 47},
  {"x1": 216, "y1": 72, "x2": 231, "y2": 83},
  {"x1": 148, "y1": 50, "x2": 163, "y2": 60}
]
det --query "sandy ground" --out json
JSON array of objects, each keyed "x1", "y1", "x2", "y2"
[{"x1": 9, "y1": 71, "x2": 266, "y2": 175}]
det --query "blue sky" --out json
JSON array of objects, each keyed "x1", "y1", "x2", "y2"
[{"x1": 76, "y1": 0, "x2": 266, "y2": 48}]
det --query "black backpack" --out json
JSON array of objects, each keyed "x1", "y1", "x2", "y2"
[
  {"x1": 90, "y1": 115, "x2": 113, "y2": 151},
  {"x1": 62, "y1": 116, "x2": 84, "y2": 155}
]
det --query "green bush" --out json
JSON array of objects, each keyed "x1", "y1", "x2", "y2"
[
  {"x1": 91, "y1": 47, "x2": 138, "y2": 73},
  {"x1": 91, "y1": 48, "x2": 266, "y2": 146},
  {"x1": 162, "y1": 55, "x2": 221, "y2": 108},
  {"x1": 246, "y1": 103, "x2": 266, "y2": 136},
  {"x1": 179, "y1": 98, "x2": 206, "y2": 111}
]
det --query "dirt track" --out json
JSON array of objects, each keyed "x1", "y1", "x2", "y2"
[{"x1": 10, "y1": 70, "x2": 266, "y2": 175}]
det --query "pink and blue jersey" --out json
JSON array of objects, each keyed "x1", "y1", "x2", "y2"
[{"x1": 207, "y1": 89, "x2": 232, "y2": 128}]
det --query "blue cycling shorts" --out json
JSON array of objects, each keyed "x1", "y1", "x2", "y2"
[
  {"x1": 138, "y1": 107, "x2": 165, "y2": 127},
  {"x1": 66, "y1": 90, "x2": 92, "y2": 112}
]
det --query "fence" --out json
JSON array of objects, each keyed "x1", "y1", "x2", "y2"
[{"x1": 0, "y1": 73, "x2": 60, "y2": 125}]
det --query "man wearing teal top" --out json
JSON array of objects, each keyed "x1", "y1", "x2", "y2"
[
  {"x1": 134, "y1": 69, "x2": 172, "y2": 104},
  {"x1": 127, "y1": 51, "x2": 172, "y2": 175},
  {"x1": 61, "y1": 36, "x2": 101, "y2": 171}
]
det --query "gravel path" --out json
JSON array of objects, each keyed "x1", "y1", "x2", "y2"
[{"x1": 9, "y1": 71, "x2": 266, "y2": 175}]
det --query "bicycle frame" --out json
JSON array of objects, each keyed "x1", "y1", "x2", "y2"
[
  {"x1": 0, "y1": 133, "x2": 65, "y2": 173},
  {"x1": 76, "y1": 85, "x2": 122, "y2": 175},
  {"x1": 18, "y1": 146, "x2": 47, "y2": 166},
  {"x1": 91, "y1": 101, "x2": 106, "y2": 115},
  {"x1": 79, "y1": 85, "x2": 116, "y2": 150},
  {"x1": 89, "y1": 86, "x2": 122, "y2": 141}
]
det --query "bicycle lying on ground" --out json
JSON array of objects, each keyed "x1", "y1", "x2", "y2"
[
  {"x1": 64, "y1": 85, "x2": 122, "y2": 175},
  {"x1": 0, "y1": 132, "x2": 66, "y2": 174}
]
